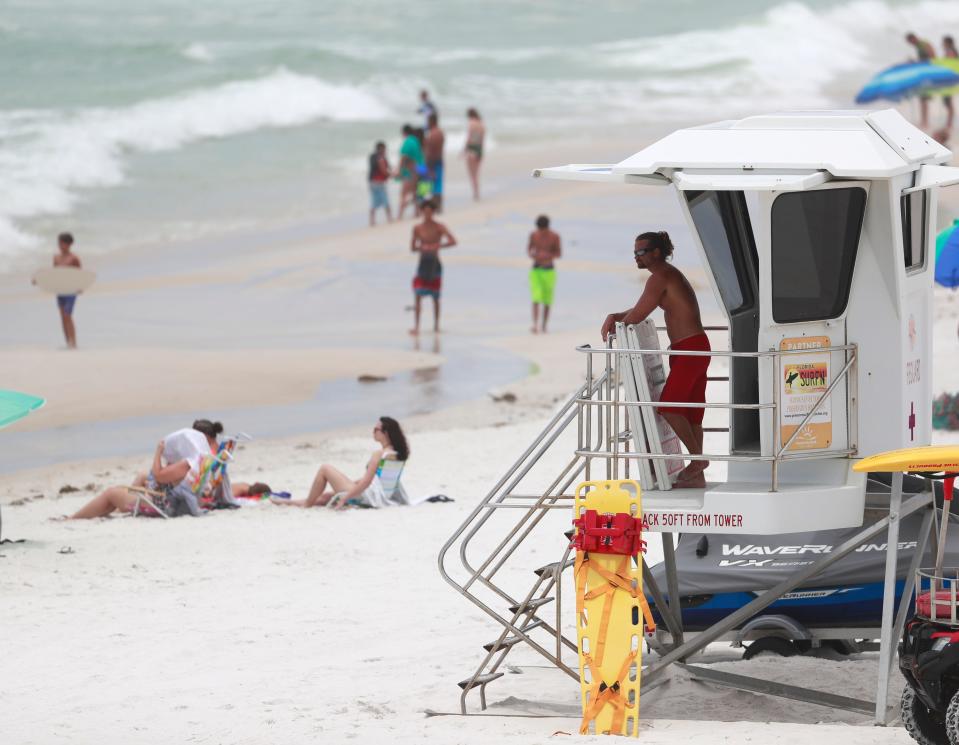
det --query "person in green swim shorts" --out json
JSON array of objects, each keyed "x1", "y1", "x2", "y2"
[{"x1": 527, "y1": 214, "x2": 561, "y2": 334}]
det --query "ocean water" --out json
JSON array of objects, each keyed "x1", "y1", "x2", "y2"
[{"x1": 1, "y1": 0, "x2": 957, "y2": 268}]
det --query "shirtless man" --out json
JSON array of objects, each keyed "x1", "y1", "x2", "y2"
[
  {"x1": 410, "y1": 200, "x2": 456, "y2": 335},
  {"x1": 424, "y1": 113, "x2": 445, "y2": 212},
  {"x1": 601, "y1": 231, "x2": 710, "y2": 488},
  {"x1": 53, "y1": 232, "x2": 81, "y2": 349},
  {"x1": 527, "y1": 215, "x2": 561, "y2": 334}
]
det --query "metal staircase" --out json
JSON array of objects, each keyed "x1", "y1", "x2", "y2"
[
  {"x1": 438, "y1": 352, "x2": 621, "y2": 713},
  {"x1": 437, "y1": 328, "x2": 873, "y2": 716}
]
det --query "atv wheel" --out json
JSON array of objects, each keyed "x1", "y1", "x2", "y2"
[
  {"x1": 742, "y1": 636, "x2": 799, "y2": 660},
  {"x1": 903, "y1": 686, "x2": 948, "y2": 745},
  {"x1": 945, "y1": 688, "x2": 959, "y2": 745}
]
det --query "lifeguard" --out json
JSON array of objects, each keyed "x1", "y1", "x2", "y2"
[{"x1": 601, "y1": 230, "x2": 709, "y2": 488}]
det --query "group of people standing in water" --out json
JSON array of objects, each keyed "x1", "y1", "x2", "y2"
[
  {"x1": 367, "y1": 89, "x2": 485, "y2": 227},
  {"x1": 67, "y1": 416, "x2": 411, "y2": 519}
]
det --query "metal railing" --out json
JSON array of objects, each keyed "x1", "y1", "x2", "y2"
[
  {"x1": 437, "y1": 326, "x2": 860, "y2": 713},
  {"x1": 438, "y1": 372, "x2": 605, "y2": 712},
  {"x1": 577, "y1": 329, "x2": 858, "y2": 491}
]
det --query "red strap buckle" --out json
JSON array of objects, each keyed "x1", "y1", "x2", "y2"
[{"x1": 571, "y1": 510, "x2": 646, "y2": 555}]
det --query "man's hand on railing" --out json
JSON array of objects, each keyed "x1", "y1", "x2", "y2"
[{"x1": 601, "y1": 313, "x2": 624, "y2": 342}]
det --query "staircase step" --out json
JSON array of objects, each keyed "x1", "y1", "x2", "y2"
[
  {"x1": 508, "y1": 596, "x2": 554, "y2": 614},
  {"x1": 458, "y1": 672, "x2": 504, "y2": 690},
  {"x1": 534, "y1": 559, "x2": 574, "y2": 577},
  {"x1": 483, "y1": 620, "x2": 545, "y2": 651}
]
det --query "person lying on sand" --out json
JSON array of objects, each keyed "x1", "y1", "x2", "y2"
[
  {"x1": 272, "y1": 417, "x2": 409, "y2": 510},
  {"x1": 68, "y1": 439, "x2": 217, "y2": 519}
]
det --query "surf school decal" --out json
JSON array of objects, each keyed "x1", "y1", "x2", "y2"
[{"x1": 780, "y1": 336, "x2": 832, "y2": 451}]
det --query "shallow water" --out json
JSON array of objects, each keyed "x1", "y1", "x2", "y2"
[{"x1": 0, "y1": 338, "x2": 533, "y2": 472}]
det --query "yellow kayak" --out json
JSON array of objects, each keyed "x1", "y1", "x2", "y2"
[{"x1": 853, "y1": 445, "x2": 959, "y2": 474}]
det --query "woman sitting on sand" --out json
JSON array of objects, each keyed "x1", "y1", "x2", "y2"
[
  {"x1": 273, "y1": 416, "x2": 409, "y2": 510},
  {"x1": 70, "y1": 438, "x2": 218, "y2": 519}
]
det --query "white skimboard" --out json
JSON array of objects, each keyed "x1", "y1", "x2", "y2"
[{"x1": 32, "y1": 267, "x2": 96, "y2": 295}]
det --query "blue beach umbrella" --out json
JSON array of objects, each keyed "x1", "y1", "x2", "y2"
[
  {"x1": 937, "y1": 220, "x2": 959, "y2": 288},
  {"x1": 0, "y1": 389, "x2": 45, "y2": 429},
  {"x1": 855, "y1": 62, "x2": 959, "y2": 104}
]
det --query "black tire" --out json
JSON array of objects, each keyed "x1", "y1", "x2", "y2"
[
  {"x1": 945, "y1": 688, "x2": 959, "y2": 745},
  {"x1": 903, "y1": 686, "x2": 948, "y2": 745},
  {"x1": 742, "y1": 636, "x2": 799, "y2": 660}
]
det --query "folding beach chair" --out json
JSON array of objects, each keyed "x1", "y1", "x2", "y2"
[
  {"x1": 198, "y1": 433, "x2": 252, "y2": 509},
  {"x1": 330, "y1": 458, "x2": 407, "y2": 509},
  {"x1": 127, "y1": 485, "x2": 170, "y2": 519}
]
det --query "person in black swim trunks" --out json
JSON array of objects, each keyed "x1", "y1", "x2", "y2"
[{"x1": 410, "y1": 199, "x2": 456, "y2": 336}]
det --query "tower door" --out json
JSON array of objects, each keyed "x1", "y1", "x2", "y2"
[
  {"x1": 684, "y1": 190, "x2": 760, "y2": 454},
  {"x1": 756, "y1": 183, "x2": 868, "y2": 457}
]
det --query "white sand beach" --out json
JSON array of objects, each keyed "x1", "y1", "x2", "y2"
[
  {"x1": 4, "y1": 11, "x2": 959, "y2": 739},
  {"x1": 6, "y1": 125, "x2": 959, "y2": 742},
  {"x1": 0, "y1": 329, "x2": 925, "y2": 745}
]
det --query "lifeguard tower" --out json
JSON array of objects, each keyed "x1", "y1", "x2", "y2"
[{"x1": 438, "y1": 110, "x2": 959, "y2": 724}]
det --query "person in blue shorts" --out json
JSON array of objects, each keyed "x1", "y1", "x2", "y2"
[
  {"x1": 368, "y1": 141, "x2": 393, "y2": 226},
  {"x1": 53, "y1": 232, "x2": 81, "y2": 349},
  {"x1": 424, "y1": 113, "x2": 445, "y2": 212},
  {"x1": 398, "y1": 124, "x2": 424, "y2": 220}
]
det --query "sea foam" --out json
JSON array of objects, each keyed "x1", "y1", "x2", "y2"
[
  {"x1": 594, "y1": 0, "x2": 959, "y2": 110},
  {"x1": 181, "y1": 42, "x2": 215, "y2": 63},
  {"x1": 0, "y1": 69, "x2": 393, "y2": 257}
]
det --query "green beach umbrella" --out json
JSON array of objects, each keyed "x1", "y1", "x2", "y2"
[
  {"x1": 0, "y1": 389, "x2": 45, "y2": 429},
  {"x1": 0, "y1": 390, "x2": 44, "y2": 543}
]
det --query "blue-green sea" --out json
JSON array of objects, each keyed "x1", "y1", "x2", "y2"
[{"x1": 0, "y1": 0, "x2": 956, "y2": 267}]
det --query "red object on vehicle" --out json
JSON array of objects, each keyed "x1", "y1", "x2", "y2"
[
  {"x1": 917, "y1": 591, "x2": 959, "y2": 620},
  {"x1": 571, "y1": 510, "x2": 646, "y2": 555}
]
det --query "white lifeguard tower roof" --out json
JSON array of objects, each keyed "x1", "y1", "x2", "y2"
[{"x1": 536, "y1": 109, "x2": 956, "y2": 188}]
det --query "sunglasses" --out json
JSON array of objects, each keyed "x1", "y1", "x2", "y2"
[{"x1": 634, "y1": 247, "x2": 653, "y2": 257}]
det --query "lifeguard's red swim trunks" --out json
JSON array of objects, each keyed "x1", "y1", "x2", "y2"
[{"x1": 659, "y1": 333, "x2": 711, "y2": 425}]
